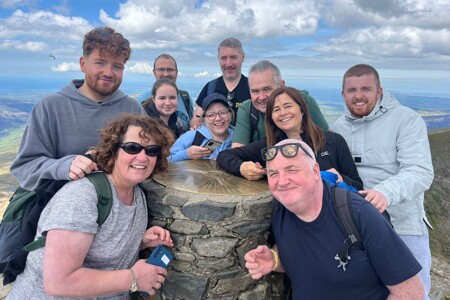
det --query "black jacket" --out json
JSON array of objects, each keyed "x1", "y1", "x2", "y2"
[{"x1": 216, "y1": 130, "x2": 363, "y2": 190}]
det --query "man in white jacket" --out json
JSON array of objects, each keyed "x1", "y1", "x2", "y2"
[{"x1": 333, "y1": 64, "x2": 434, "y2": 299}]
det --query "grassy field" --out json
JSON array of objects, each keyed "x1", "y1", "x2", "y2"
[{"x1": 0, "y1": 127, "x2": 22, "y2": 217}]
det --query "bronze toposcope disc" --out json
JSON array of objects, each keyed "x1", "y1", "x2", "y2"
[{"x1": 153, "y1": 159, "x2": 268, "y2": 196}]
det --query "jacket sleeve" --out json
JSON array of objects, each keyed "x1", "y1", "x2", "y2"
[
  {"x1": 168, "y1": 131, "x2": 198, "y2": 163},
  {"x1": 232, "y1": 102, "x2": 252, "y2": 145},
  {"x1": 216, "y1": 139, "x2": 267, "y2": 176},
  {"x1": 373, "y1": 114, "x2": 434, "y2": 207},
  {"x1": 330, "y1": 132, "x2": 364, "y2": 190},
  {"x1": 10, "y1": 108, "x2": 75, "y2": 191}
]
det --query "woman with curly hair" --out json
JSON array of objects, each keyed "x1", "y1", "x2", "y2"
[{"x1": 8, "y1": 114, "x2": 175, "y2": 299}]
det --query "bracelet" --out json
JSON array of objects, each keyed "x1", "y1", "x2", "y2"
[
  {"x1": 270, "y1": 249, "x2": 279, "y2": 271},
  {"x1": 128, "y1": 268, "x2": 138, "y2": 292}
]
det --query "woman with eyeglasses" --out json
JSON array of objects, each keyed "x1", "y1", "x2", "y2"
[
  {"x1": 141, "y1": 78, "x2": 184, "y2": 138},
  {"x1": 168, "y1": 93, "x2": 235, "y2": 162},
  {"x1": 216, "y1": 86, "x2": 362, "y2": 190},
  {"x1": 8, "y1": 114, "x2": 175, "y2": 299}
]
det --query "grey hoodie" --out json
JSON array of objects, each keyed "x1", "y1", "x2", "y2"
[
  {"x1": 333, "y1": 91, "x2": 434, "y2": 236},
  {"x1": 10, "y1": 79, "x2": 146, "y2": 191}
]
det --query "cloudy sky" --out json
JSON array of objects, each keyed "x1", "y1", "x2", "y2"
[{"x1": 1, "y1": 0, "x2": 450, "y2": 97}]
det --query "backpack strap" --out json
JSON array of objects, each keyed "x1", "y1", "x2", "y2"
[
  {"x1": 192, "y1": 131, "x2": 206, "y2": 147},
  {"x1": 249, "y1": 102, "x2": 260, "y2": 139},
  {"x1": 207, "y1": 78, "x2": 218, "y2": 95},
  {"x1": 86, "y1": 172, "x2": 113, "y2": 227},
  {"x1": 179, "y1": 89, "x2": 193, "y2": 118},
  {"x1": 332, "y1": 187, "x2": 363, "y2": 271},
  {"x1": 23, "y1": 172, "x2": 112, "y2": 252}
]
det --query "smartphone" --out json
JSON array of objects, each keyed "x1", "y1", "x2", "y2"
[
  {"x1": 203, "y1": 139, "x2": 221, "y2": 152},
  {"x1": 146, "y1": 245, "x2": 173, "y2": 269}
]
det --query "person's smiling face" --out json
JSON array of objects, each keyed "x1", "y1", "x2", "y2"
[
  {"x1": 112, "y1": 125, "x2": 158, "y2": 189},
  {"x1": 271, "y1": 93, "x2": 304, "y2": 136},
  {"x1": 342, "y1": 74, "x2": 382, "y2": 118}
]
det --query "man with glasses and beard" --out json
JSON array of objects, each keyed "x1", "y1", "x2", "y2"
[
  {"x1": 244, "y1": 139, "x2": 425, "y2": 300},
  {"x1": 190, "y1": 37, "x2": 250, "y2": 128},
  {"x1": 10, "y1": 26, "x2": 145, "y2": 191}
]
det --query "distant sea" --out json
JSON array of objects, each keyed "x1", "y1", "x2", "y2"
[{"x1": 1, "y1": 76, "x2": 449, "y2": 138}]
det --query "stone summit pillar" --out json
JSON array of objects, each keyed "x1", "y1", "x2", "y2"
[{"x1": 141, "y1": 159, "x2": 286, "y2": 300}]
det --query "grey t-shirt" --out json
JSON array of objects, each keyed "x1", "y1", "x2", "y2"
[{"x1": 8, "y1": 176, "x2": 147, "y2": 300}]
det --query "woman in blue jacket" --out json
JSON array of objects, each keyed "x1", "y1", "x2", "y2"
[{"x1": 169, "y1": 93, "x2": 234, "y2": 162}]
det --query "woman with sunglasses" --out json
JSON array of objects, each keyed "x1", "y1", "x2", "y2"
[
  {"x1": 216, "y1": 86, "x2": 362, "y2": 190},
  {"x1": 169, "y1": 93, "x2": 235, "y2": 162},
  {"x1": 8, "y1": 114, "x2": 175, "y2": 299},
  {"x1": 141, "y1": 78, "x2": 184, "y2": 138}
]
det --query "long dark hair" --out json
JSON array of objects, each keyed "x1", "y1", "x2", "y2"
[{"x1": 265, "y1": 87, "x2": 325, "y2": 153}]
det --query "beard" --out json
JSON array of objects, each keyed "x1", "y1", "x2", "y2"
[{"x1": 85, "y1": 74, "x2": 121, "y2": 97}]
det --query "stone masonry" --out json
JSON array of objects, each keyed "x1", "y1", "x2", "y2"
[{"x1": 140, "y1": 179, "x2": 286, "y2": 300}]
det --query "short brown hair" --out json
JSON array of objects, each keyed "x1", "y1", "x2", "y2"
[
  {"x1": 343, "y1": 64, "x2": 380, "y2": 90},
  {"x1": 265, "y1": 87, "x2": 325, "y2": 153},
  {"x1": 93, "y1": 114, "x2": 174, "y2": 177},
  {"x1": 83, "y1": 27, "x2": 131, "y2": 62}
]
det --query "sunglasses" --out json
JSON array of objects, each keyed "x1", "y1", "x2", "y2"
[
  {"x1": 261, "y1": 143, "x2": 313, "y2": 162},
  {"x1": 119, "y1": 142, "x2": 161, "y2": 157},
  {"x1": 227, "y1": 92, "x2": 235, "y2": 107}
]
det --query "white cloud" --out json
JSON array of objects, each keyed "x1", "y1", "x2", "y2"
[
  {"x1": 0, "y1": 40, "x2": 45, "y2": 51},
  {"x1": 99, "y1": 0, "x2": 321, "y2": 46},
  {"x1": 0, "y1": 9, "x2": 90, "y2": 40},
  {"x1": 50, "y1": 62, "x2": 79, "y2": 72},
  {"x1": 311, "y1": 26, "x2": 450, "y2": 61},
  {"x1": 194, "y1": 71, "x2": 210, "y2": 78},
  {"x1": 128, "y1": 61, "x2": 153, "y2": 74}
]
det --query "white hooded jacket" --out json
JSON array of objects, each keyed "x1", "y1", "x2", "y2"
[{"x1": 333, "y1": 91, "x2": 434, "y2": 236}]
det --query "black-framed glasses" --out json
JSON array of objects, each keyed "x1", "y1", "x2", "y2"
[
  {"x1": 204, "y1": 110, "x2": 229, "y2": 121},
  {"x1": 261, "y1": 143, "x2": 313, "y2": 162},
  {"x1": 155, "y1": 67, "x2": 177, "y2": 73},
  {"x1": 119, "y1": 142, "x2": 161, "y2": 157}
]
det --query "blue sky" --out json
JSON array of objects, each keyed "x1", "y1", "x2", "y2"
[{"x1": 1, "y1": 0, "x2": 450, "y2": 98}]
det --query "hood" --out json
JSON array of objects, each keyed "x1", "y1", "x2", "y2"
[
  {"x1": 58, "y1": 79, "x2": 129, "y2": 107},
  {"x1": 344, "y1": 90, "x2": 401, "y2": 122}
]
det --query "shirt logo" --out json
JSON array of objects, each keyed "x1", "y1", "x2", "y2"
[{"x1": 320, "y1": 151, "x2": 329, "y2": 157}]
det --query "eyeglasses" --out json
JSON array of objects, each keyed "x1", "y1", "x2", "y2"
[
  {"x1": 119, "y1": 142, "x2": 161, "y2": 157},
  {"x1": 204, "y1": 110, "x2": 230, "y2": 121},
  {"x1": 155, "y1": 67, "x2": 177, "y2": 73},
  {"x1": 261, "y1": 143, "x2": 313, "y2": 162}
]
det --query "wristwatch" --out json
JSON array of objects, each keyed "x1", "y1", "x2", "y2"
[{"x1": 128, "y1": 268, "x2": 138, "y2": 292}]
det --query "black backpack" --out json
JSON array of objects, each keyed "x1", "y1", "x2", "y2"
[
  {"x1": 0, "y1": 171, "x2": 112, "y2": 284},
  {"x1": 332, "y1": 186, "x2": 391, "y2": 271}
]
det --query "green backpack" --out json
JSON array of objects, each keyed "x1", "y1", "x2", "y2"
[{"x1": 0, "y1": 171, "x2": 112, "y2": 284}]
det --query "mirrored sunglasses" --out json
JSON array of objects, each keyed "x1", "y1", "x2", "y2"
[
  {"x1": 261, "y1": 143, "x2": 313, "y2": 162},
  {"x1": 119, "y1": 142, "x2": 161, "y2": 157}
]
